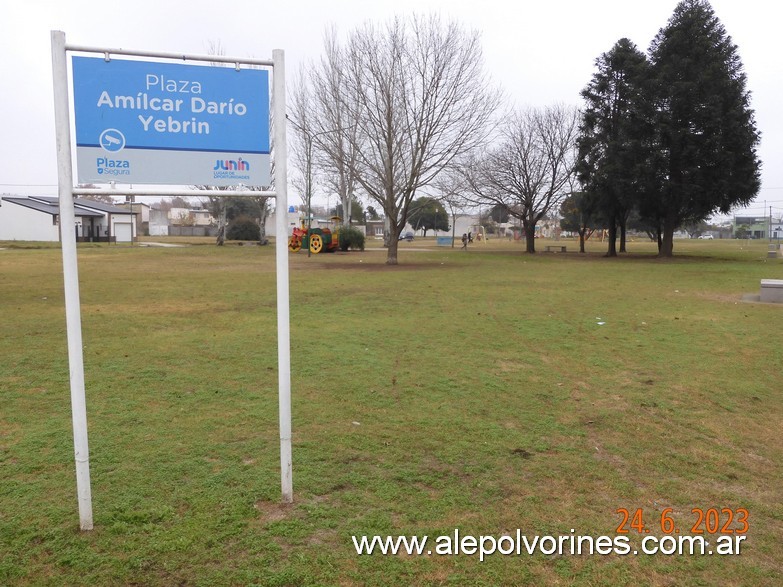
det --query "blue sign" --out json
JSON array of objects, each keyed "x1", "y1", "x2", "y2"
[{"x1": 72, "y1": 57, "x2": 270, "y2": 186}]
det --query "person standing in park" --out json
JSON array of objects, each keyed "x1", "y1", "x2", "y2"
[{"x1": 461, "y1": 233, "x2": 468, "y2": 249}]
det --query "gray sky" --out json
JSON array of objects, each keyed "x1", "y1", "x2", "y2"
[{"x1": 2, "y1": 0, "x2": 781, "y2": 218}]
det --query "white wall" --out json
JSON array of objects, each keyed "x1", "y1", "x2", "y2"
[
  {"x1": 148, "y1": 209, "x2": 169, "y2": 236},
  {"x1": 0, "y1": 200, "x2": 60, "y2": 241}
]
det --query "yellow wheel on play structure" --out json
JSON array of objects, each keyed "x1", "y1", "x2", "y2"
[
  {"x1": 309, "y1": 234, "x2": 323, "y2": 254},
  {"x1": 288, "y1": 236, "x2": 302, "y2": 252}
]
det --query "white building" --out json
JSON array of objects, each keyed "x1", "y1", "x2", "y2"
[{"x1": 0, "y1": 196, "x2": 137, "y2": 242}]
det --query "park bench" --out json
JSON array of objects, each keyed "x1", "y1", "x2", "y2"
[
  {"x1": 544, "y1": 245, "x2": 567, "y2": 253},
  {"x1": 760, "y1": 279, "x2": 783, "y2": 303}
]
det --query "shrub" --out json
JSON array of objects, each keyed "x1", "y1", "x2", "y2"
[
  {"x1": 226, "y1": 215, "x2": 261, "y2": 241},
  {"x1": 339, "y1": 226, "x2": 365, "y2": 251}
]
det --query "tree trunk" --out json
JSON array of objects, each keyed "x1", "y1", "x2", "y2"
[
  {"x1": 258, "y1": 202, "x2": 270, "y2": 245},
  {"x1": 382, "y1": 216, "x2": 391, "y2": 249},
  {"x1": 659, "y1": 217, "x2": 676, "y2": 257},
  {"x1": 216, "y1": 206, "x2": 226, "y2": 246},
  {"x1": 605, "y1": 220, "x2": 618, "y2": 257},
  {"x1": 341, "y1": 193, "x2": 351, "y2": 225},
  {"x1": 386, "y1": 237, "x2": 399, "y2": 265},
  {"x1": 658, "y1": 221, "x2": 674, "y2": 257},
  {"x1": 579, "y1": 229, "x2": 586, "y2": 253},
  {"x1": 619, "y1": 219, "x2": 627, "y2": 253},
  {"x1": 524, "y1": 224, "x2": 536, "y2": 253}
]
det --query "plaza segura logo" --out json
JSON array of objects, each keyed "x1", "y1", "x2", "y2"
[
  {"x1": 213, "y1": 157, "x2": 251, "y2": 180},
  {"x1": 96, "y1": 157, "x2": 131, "y2": 176},
  {"x1": 96, "y1": 129, "x2": 130, "y2": 176}
]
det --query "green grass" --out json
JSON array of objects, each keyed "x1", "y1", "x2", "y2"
[{"x1": 1, "y1": 237, "x2": 781, "y2": 586}]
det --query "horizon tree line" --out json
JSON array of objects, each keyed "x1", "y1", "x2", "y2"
[{"x1": 289, "y1": 0, "x2": 760, "y2": 261}]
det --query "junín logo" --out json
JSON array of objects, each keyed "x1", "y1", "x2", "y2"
[{"x1": 213, "y1": 158, "x2": 250, "y2": 171}]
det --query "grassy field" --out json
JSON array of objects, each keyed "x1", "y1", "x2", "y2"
[{"x1": 1, "y1": 236, "x2": 781, "y2": 586}]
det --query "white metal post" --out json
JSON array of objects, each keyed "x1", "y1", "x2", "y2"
[
  {"x1": 272, "y1": 49, "x2": 293, "y2": 503},
  {"x1": 51, "y1": 30, "x2": 94, "y2": 530}
]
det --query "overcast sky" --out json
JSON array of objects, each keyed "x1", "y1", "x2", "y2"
[{"x1": 2, "y1": 0, "x2": 781, "y2": 217}]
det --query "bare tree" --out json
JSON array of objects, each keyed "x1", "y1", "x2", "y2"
[
  {"x1": 288, "y1": 68, "x2": 316, "y2": 212},
  {"x1": 433, "y1": 168, "x2": 470, "y2": 248},
  {"x1": 465, "y1": 104, "x2": 579, "y2": 253},
  {"x1": 308, "y1": 28, "x2": 360, "y2": 225},
  {"x1": 307, "y1": 15, "x2": 500, "y2": 264},
  {"x1": 289, "y1": 29, "x2": 361, "y2": 236}
]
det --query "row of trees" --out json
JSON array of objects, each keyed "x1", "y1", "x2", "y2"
[
  {"x1": 289, "y1": 0, "x2": 760, "y2": 262},
  {"x1": 576, "y1": 0, "x2": 760, "y2": 257}
]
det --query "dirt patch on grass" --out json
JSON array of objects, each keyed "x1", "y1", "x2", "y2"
[
  {"x1": 253, "y1": 500, "x2": 293, "y2": 524},
  {"x1": 307, "y1": 528, "x2": 339, "y2": 547},
  {"x1": 496, "y1": 360, "x2": 531, "y2": 373}
]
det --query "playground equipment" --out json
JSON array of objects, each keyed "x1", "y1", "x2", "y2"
[
  {"x1": 583, "y1": 228, "x2": 608, "y2": 242},
  {"x1": 288, "y1": 216, "x2": 341, "y2": 254},
  {"x1": 469, "y1": 224, "x2": 487, "y2": 243}
]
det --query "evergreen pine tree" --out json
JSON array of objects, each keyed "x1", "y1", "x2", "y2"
[
  {"x1": 648, "y1": 0, "x2": 760, "y2": 256},
  {"x1": 577, "y1": 38, "x2": 651, "y2": 257}
]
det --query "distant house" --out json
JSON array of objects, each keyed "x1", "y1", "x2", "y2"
[
  {"x1": 169, "y1": 207, "x2": 214, "y2": 226},
  {"x1": 364, "y1": 220, "x2": 386, "y2": 238},
  {"x1": 0, "y1": 196, "x2": 137, "y2": 242},
  {"x1": 733, "y1": 216, "x2": 768, "y2": 239}
]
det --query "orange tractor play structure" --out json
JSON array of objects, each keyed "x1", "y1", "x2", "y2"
[{"x1": 287, "y1": 216, "x2": 341, "y2": 254}]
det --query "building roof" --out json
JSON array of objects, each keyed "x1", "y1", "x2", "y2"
[
  {"x1": 33, "y1": 196, "x2": 134, "y2": 215},
  {"x1": 2, "y1": 197, "x2": 103, "y2": 217}
]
